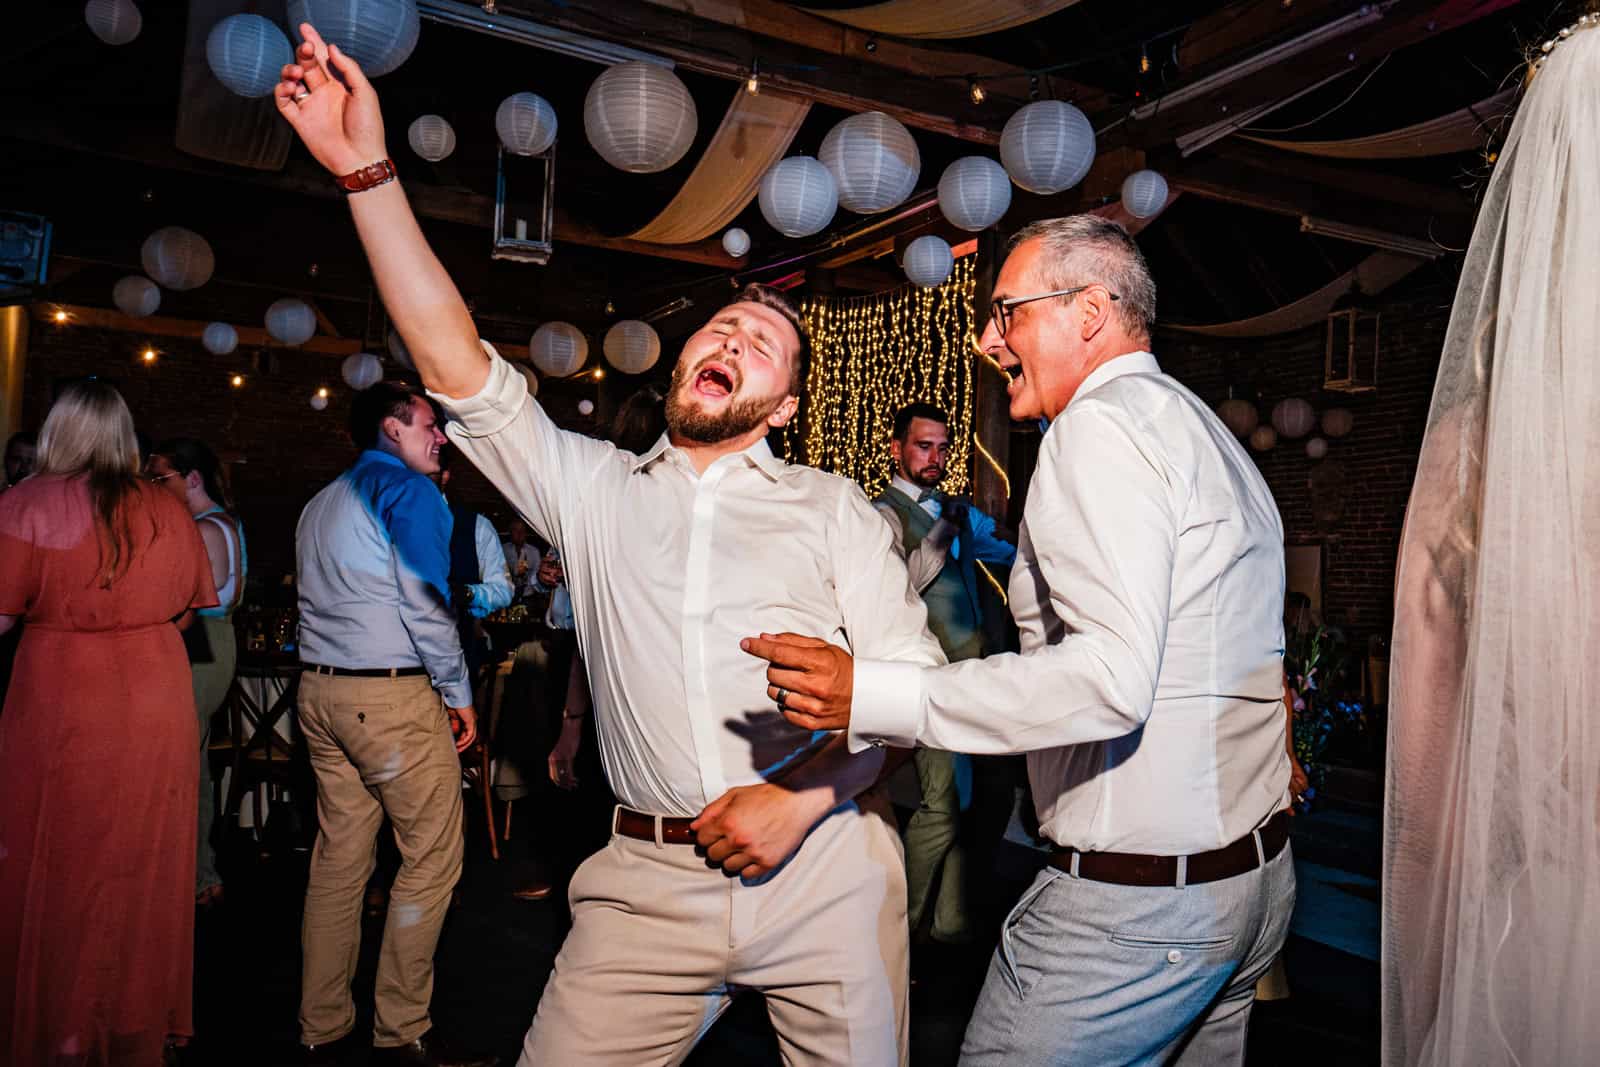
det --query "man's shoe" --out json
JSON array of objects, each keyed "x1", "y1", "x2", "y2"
[
  {"x1": 371, "y1": 1029, "x2": 496, "y2": 1067},
  {"x1": 510, "y1": 879, "x2": 552, "y2": 901},
  {"x1": 301, "y1": 1031, "x2": 359, "y2": 1064}
]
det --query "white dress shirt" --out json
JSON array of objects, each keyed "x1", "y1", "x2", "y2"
[
  {"x1": 502, "y1": 540, "x2": 540, "y2": 599},
  {"x1": 851, "y1": 352, "x2": 1290, "y2": 854},
  {"x1": 434, "y1": 343, "x2": 945, "y2": 817}
]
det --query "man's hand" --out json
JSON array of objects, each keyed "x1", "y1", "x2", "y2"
[
  {"x1": 448, "y1": 704, "x2": 478, "y2": 753},
  {"x1": 548, "y1": 715, "x2": 582, "y2": 790},
  {"x1": 740, "y1": 632, "x2": 854, "y2": 732},
  {"x1": 1289, "y1": 754, "x2": 1310, "y2": 811},
  {"x1": 690, "y1": 782, "x2": 832, "y2": 879},
  {"x1": 536, "y1": 555, "x2": 563, "y2": 589},
  {"x1": 939, "y1": 493, "x2": 971, "y2": 530},
  {"x1": 274, "y1": 23, "x2": 387, "y2": 176}
]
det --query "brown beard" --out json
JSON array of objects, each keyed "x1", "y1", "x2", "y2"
[{"x1": 665, "y1": 358, "x2": 779, "y2": 444}]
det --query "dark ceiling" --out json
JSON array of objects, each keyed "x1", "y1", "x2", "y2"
[{"x1": 0, "y1": 0, "x2": 1571, "y2": 352}]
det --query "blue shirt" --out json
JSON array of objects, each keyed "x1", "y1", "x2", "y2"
[{"x1": 295, "y1": 450, "x2": 472, "y2": 708}]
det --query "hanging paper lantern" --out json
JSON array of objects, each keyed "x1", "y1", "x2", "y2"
[
  {"x1": 1321, "y1": 407, "x2": 1355, "y2": 438},
  {"x1": 113, "y1": 275, "x2": 159, "y2": 318},
  {"x1": 1000, "y1": 100, "x2": 1096, "y2": 195},
  {"x1": 1121, "y1": 169, "x2": 1169, "y2": 219},
  {"x1": 310, "y1": 393, "x2": 330, "y2": 411},
  {"x1": 341, "y1": 352, "x2": 384, "y2": 390},
  {"x1": 530, "y1": 322, "x2": 588, "y2": 378},
  {"x1": 1305, "y1": 436, "x2": 1329, "y2": 460},
  {"x1": 407, "y1": 114, "x2": 456, "y2": 162},
  {"x1": 722, "y1": 227, "x2": 751, "y2": 258},
  {"x1": 937, "y1": 156, "x2": 1011, "y2": 232},
  {"x1": 265, "y1": 298, "x2": 316, "y2": 346},
  {"x1": 1249, "y1": 425, "x2": 1278, "y2": 453},
  {"x1": 603, "y1": 320, "x2": 661, "y2": 375},
  {"x1": 903, "y1": 235, "x2": 954, "y2": 289},
  {"x1": 206, "y1": 14, "x2": 292, "y2": 98},
  {"x1": 494, "y1": 93, "x2": 557, "y2": 157},
  {"x1": 1215, "y1": 397, "x2": 1259, "y2": 438},
  {"x1": 202, "y1": 322, "x2": 238, "y2": 356},
  {"x1": 583, "y1": 61, "x2": 697, "y2": 174},
  {"x1": 386, "y1": 327, "x2": 413, "y2": 370},
  {"x1": 510, "y1": 362, "x2": 540, "y2": 397},
  {"x1": 1271, "y1": 397, "x2": 1317, "y2": 439},
  {"x1": 141, "y1": 226, "x2": 214, "y2": 291},
  {"x1": 819, "y1": 112, "x2": 921, "y2": 214},
  {"x1": 85, "y1": 0, "x2": 142, "y2": 46},
  {"x1": 286, "y1": 0, "x2": 419, "y2": 77},
  {"x1": 758, "y1": 156, "x2": 837, "y2": 239},
  {"x1": 578, "y1": 399, "x2": 596, "y2": 417}
]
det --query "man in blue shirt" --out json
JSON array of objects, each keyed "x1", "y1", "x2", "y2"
[{"x1": 295, "y1": 382, "x2": 490, "y2": 1067}]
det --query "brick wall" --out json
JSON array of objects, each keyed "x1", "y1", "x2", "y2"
[{"x1": 18, "y1": 320, "x2": 598, "y2": 582}]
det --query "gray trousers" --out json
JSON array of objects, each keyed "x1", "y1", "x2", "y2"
[{"x1": 960, "y1": 841, "x2": 1295, "y2": 1067}]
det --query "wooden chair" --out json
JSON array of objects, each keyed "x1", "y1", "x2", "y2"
[{"x1": 214, "y1": 653, "x2": 303, "y2": 842}]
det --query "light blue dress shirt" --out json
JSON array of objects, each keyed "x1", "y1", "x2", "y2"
[{"x1": 295, "y1": 449, "x2": 472, "y2": 708}]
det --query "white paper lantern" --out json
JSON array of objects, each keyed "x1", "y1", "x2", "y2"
[
  {"x1": 341, "y1": 352, "x2": 384, "y2": 390},
  {"x1": 1249, "y1": 425, "x2": 1279, "y2": 452},
  {"x1": 577, "y1": 399, "x2": 596, "y2": 416},
  {"x1": 407, "y1": 114, "x2": 456, "y2": 162},
  {"x1": 510, "y1": 362, "x2": 540, "y2": 397},
  {"x1": 113, "y1": 275, "x2": 159, "y2": 318},
  {"x1": 1321, "y1": 407, "x2": 1355, "y2": 438},
  {"x1": 202, "y1": 322, "x2": 238, "y2": 356},
  {"x1": 141, "y1": 227, "x2": 214, "y2": 291},
  {"x1": 1121, "y1": 169, "x2": 1169, "y2": 219},
  {"x1": 1215, "y1": 397, "x2": 1259, "y2": 438},
  {"x1": 938, "y1": 156, "x2": 1011, "y2": 232},
  {"x1": 265, "y1": 298, "x2": 316, "y2": 346},
  {"x1": 819, "y1": 111, "x2": 921, "y2": 214},
  {"x1": 206, "y1": 14, "x2": 292, "y2": 98},
  {"x1": 386, "y1": 327, "x2": 413, "y2": 370},
  {"x1": 530, "y1": 322, "x2": 588, "y2": 378},
  {"x1": 495, "y1": 93, "x2": 558, "y2": 157},
  {"x1": 310, "y1": 393, "x2": 330, "y2": 411},
  {"x1": 603, "y1": 320, "x2": 661, "y2": 375},
  {"x1": 584, "y1": 61, "x2": 697, "y2": 174},
  {"x1": 722, "y1": 227, "x2": 751, "y2": 258},
  {"x1": 759, "y1": 157, "x2": 837, "y2": 239},
  {"x1": 85, "y1": 0, "x2": 142, "y2": 46},
  {"x1": 1305, "y1": 436, "x2": 1329, "y2": 460},
  {"x1": 1000, "y1": 100, "x2": 1096, "y2": 195},
  {"x1": 287, "y1": 0, "x2": 419, "y2": 77},
  {"x1": 903, "y1": 235, "x2": 954, "y2": 289},
  {"x1": 1271, "y1": 397, "x2": 1317, "y2": 439}
]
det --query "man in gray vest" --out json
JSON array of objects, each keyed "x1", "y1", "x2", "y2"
[{"x1": 875, "y1": 402, "x2": 1016, "y2": 942}]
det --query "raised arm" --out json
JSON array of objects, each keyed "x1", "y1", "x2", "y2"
[{"x1": 274, "y1": 24, "x2": 486, "y2": 398}]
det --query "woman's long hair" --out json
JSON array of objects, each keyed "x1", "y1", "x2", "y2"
[
  {"x1": 152, "y1": 436, "x2": 232, "y2": 512},
  {"x1": 35, "y1": 380, "x2": 151, "y2": 586}
]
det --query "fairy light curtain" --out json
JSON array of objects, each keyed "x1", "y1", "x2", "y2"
[{"x1": 792, "y1": 254, "x2": 978, "y2": 498}]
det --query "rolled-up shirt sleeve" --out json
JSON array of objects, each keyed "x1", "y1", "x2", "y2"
[
  {"x1": 849, "y1": 399, "x2": 1176, "y2": 754},
  {"x1": 384, "y1": 477, "x2": 473, "y2": 708},
  {"x1": 469, "y1": 513, "x2": 514, "y2": 618}
]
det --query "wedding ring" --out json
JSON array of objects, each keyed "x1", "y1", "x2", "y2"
[
  {"x1": 775, "y1": 687, "x2": 789, "y2": 709},
  {"x1": 293, "y1": 90, "x2": 311, "y2": 102}
]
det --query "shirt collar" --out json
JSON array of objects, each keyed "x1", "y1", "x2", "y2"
[
  {"x1": 632, "y1": 433, "x2": 790, "y2": 482},
  {"x1": 890, "y1": 474, "x2": 930, "y2": 502},
  {"x1": 1068, "y1": 351, "x2": 1160, "y2": 410}
]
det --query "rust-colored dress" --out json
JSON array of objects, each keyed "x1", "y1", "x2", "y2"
[{"x1": 0, "y1": 475, "x2": 217, "y2": 1066}]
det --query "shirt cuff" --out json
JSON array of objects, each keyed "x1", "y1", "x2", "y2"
[
  {"x1": 428, "y1": 340, "x2": 527, "y2": 438},
  {"x1": 847, "y1": 659, "x2": 927, "y2": 753},
  {"x1": 441, "y1": 676, "x2": 474, "y2": 710}
]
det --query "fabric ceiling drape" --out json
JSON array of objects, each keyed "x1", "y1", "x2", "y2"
[
  {"x1": 1244, "y1": 88, "x2": 1517, "y2": 160},
  {"x1": 627, "y1": 89, "x2": 811, "y2": 245},
  {"x1": 793, "y1": 0, "x2": 1080, "y2": 39},
  {"x1": 1162, "y1": 252, "x2": 1425, "y2": 338}
]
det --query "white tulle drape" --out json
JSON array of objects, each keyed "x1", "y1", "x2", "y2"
[{"x1": 1382, "y1": 24, "x2": 1600, "y2": 1067}]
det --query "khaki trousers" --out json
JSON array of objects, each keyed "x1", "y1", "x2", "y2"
[
  {"x1": 518, "y1": 794, "x2": 910, "y2": 1067},
  {"x1": 297, "y1": 671, "x2": 464, "y2": 1047}
]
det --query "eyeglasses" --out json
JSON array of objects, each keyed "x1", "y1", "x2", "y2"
[
  {"x1": 990, "y1": 285, "x2": 1120, "y2": 338},
  {"x1": 145, "y1": 470, "x2": 178, "y2": 483}
]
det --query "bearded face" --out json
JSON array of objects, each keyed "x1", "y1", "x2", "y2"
[{"x1": 663, "y1": 301, "x2": 801, "y2": 445}]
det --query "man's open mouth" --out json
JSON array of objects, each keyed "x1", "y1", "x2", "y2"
[{"x1": 694, "y1": 364, "x2": 735, "y2": 398}]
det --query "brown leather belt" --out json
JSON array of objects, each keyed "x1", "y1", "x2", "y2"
[
  {"x1": 614, "y1": 806, "x2": 699, "y2": 846},
  {"x1": 1048, "y1": 811, "x2": 1291, "y2": 888}
]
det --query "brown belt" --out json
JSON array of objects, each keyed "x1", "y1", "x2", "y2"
[
  {"x1": 1048, "y1": 811, "x2": 1291, "y2": 888},
  {"x1": 614, "y1": 806, "x2": 699, "y2": 846}
]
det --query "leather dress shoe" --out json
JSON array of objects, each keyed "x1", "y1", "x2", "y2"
[
  {"x1": 301, "y1": 1031, "x2": 359, "y2": 1064},
  {"x1": 371, "y1": 1029, "x2": 497, "y2": 1067}
]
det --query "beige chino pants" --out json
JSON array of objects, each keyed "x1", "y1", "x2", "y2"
[
  {"x1": 297, "y1": 671, "x2": 464, "y2": 1047},
  {"x1": 519, "y1": 793, "x2": 910, "y2": 1067}
]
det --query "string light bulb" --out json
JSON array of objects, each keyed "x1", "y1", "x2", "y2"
[
  {"x1": 53, "y1": 309, "x2": 69, "y2": 323},
  {"x1": 968, "y1": 78, "x2": 986, "y2": 105},
  {"x1": 317, "y1": 386, "x2": 329, "y2": 399},
  {"x1": 230, "y1": 374, "x2": 245, "y2": 388},
  {"x1": 142, "y1": 348, "x2": 157, "y2": 363},
  {"x1": 593, "y1": 368, "x2": 606, "y2": 381},
  {"x1": 1140, "y1": 47, "x2": 1151, "y2": 74},
  {"x1": 746, "y1": 59, "x2": 760, "y2": 96}
]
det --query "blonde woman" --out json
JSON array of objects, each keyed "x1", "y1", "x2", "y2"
[{"x1": 0, "y1": 381, "x2": 218, "y2": 1066}]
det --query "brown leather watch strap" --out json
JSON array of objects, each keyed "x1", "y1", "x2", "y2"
[{"x1": 335, "y1": 158, "x2": 397, "y2": 194}]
